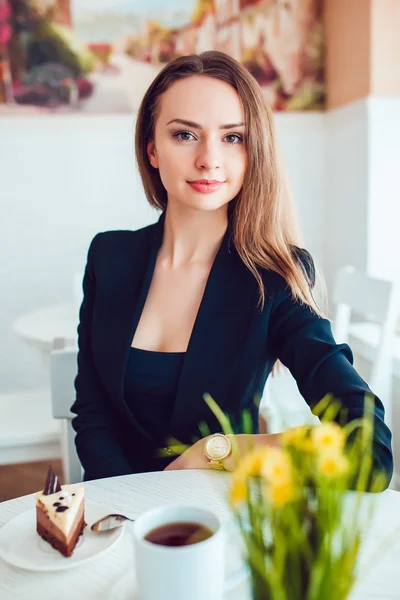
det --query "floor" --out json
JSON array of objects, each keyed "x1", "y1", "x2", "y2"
[{"x1": 0, "y1": 459, "x2": 64, "y2": 502}]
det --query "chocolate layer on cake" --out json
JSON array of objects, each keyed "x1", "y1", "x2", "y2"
[
  {"x1": 36, "y1": 467, "x2": 86, "y2": 557},
  {"x1": 36, "y1": 501, "x2": 86, "y2": 557}
]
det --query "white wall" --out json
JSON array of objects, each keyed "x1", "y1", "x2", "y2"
[
  {"x1": 0, "y1": 112, "x2": 326, "y2": 394},
  {"x1": 324, "y1": 99, "x2": 370, "y2": 292},
  {"x1": 274, "y1": 112, "x2": 326, "y2": 260},
  {"x1": 368, "y1": 97, "x2": 400, "y2": 282},
  {"x1": 324, "y1": 96, "x2": 400, "y2": 291}
]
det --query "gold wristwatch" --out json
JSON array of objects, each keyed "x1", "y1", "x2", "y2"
[{"x1": 204, "y1": 433, "x2": 232, "y2": 470}]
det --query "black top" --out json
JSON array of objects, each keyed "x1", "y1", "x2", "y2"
[
  {"x1": 124, "y1": 347, "x2": 185, "y2": 445},
  {"x1": 71, "y1": 213, "x2": 393, "y2": 485}
]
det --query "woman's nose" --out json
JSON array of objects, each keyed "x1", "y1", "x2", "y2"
[{"x1": 195, "y1": 145, "x2": 221, "y2": 171}]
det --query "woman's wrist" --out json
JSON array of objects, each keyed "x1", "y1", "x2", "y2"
[{"x1": 252, "y1": 433, "x2": 281, "y2": 448}]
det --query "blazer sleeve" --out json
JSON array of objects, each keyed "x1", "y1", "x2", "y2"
[
  {"x1": 71, "y1": 234, "x2": 133, "y2": 480},
  {"x1": 268, "y1": 252, "x2": 393, "y2": 486}
]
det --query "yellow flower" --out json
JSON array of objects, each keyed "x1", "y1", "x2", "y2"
[
  {"x1": 317, "y1": 451, "x2": 349, "y2": 479},
  {"x1": 283, "y1": 426, "x2": 315, "y2": 454},
  {"x1": 229, "y1": 479, "x2": 248, "y2": 509},
  {"x1": 260, "y1": 447, "x2": 293, "y2": 486},
  {"x1": 311, "y1": 422, "x2": 346, "y2": 454},
  {"x1": 265, "y1": 481, "x2": 296, "y2": 507},
  {"x1": 234, "y1": 447, "x2": 270, "y2": 479},
  {"x1": 282, "y1": 426, "x2": 308, "y2": 447},
  {"x1": 299, "y1": 438, "x2": 315, "y2": 454}
]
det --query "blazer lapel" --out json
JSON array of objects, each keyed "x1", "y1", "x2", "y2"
[
  {"x1": 98, "y1": 213, "x2": 164, "y2": 441},
  {"x1": 169, "y1": 228, "x2": 258, "y2": 440}
]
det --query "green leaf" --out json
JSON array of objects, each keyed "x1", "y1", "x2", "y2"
[{"x1": 203, "y1": 393, "x2": 235, "y2": 435}]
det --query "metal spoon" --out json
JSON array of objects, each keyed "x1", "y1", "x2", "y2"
[{"x1": 91, "y1": 513, "x2": 134, "y2": 532}]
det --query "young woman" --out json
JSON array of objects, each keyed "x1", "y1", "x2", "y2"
[{"x1": 71, "y1": 51, "x2": 393, "y2": 485}]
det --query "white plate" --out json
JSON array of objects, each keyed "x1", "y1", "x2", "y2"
[
  {"x1": 109, "y1": 529, "x2": 248, "y2": 600},
  {"x1": 0, "y1": 500, "x2": 124, "y2": 571}
]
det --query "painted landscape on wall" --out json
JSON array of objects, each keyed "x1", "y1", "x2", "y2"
[{"x1": 0, "y1": 0, "x2": 324, "y2": 115}]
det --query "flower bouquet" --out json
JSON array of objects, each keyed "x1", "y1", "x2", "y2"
[{"x1": 206, "y1": 394, "x2": 389, "y2": 600}]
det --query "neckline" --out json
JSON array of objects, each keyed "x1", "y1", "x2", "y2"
[
  {"x1": 130, "y1": 346, "x2": 186, "y2": 356},
  {"x1": 129, "y1": 212, "x2": 231, "y2": 363}
]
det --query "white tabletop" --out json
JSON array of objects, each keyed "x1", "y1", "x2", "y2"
[
  {"x1": 1, "y1": 470, "x2": 400, "y2": 600},
  {"x1": 13, "y1": 303, "x2": 78, "y2": 354}
]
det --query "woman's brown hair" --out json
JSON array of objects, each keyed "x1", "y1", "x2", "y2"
[{"x1": 135, "y1": 50, "x2": 321, "y2": 314}]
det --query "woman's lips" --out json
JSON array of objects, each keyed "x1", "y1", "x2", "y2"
[{"x1": 187, "y1": 180, "x2": 224, "y2": 193}]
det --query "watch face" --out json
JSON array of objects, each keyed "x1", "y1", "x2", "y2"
[{"x1": 205, "y1": 434, "x2": 231, "y2": 460}]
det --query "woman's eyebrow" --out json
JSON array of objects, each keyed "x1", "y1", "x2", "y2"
[{"x1": 166, "y1": 118, "x2": 245, "y2": 130}]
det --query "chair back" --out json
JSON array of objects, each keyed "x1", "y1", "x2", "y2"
[
  {"x1": 50, "y1": 347, "x2": 82, "y2": 483},
  {"x1": 332, "y1": 266, "x2": 398, "y2": 429}
]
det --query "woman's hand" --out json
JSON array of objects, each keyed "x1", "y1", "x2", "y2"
[
  {"x1": 164, "y1": 433, "x2": 281, "y2": 472},
  {"x1": 163, "y1": 437, "x2": 221, "y2": 471}
]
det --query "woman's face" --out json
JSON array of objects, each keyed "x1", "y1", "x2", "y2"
[{"x1": 147, "y1": 75, "x2": 247, "y2": 214}]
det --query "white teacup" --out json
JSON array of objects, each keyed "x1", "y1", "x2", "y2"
[{"x1": 132, "y1": 505, "x2": 247, "y2": 600}]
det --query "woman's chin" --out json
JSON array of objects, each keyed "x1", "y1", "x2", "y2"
[{"x1": 174, "y1": 194, "x2": 232, "y2": 213}]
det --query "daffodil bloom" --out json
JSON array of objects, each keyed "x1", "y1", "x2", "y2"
[
  {"x1": 311, "y1": 422, "x2": 346, "y2": 454},
  {"x1": 260, "y1": 447, "x2": 293, "y2": 486},
  {"x1": 282, "y1": 426, "x2": 309, "y2": 448},
  {"x1": 229, "y1": 479, "x2": 248, "y2": 508},
  {"x1": 265, "y1": 481, "x2": 296, "y2": 507},
  {"x1": 317, "y1": 451, "x2": 349, "y2": 479},
  {"x1": 234, "y1": 447, "x2": 270, "y2": 479},
  {"x1": 299, "y1": 438, "x2": 315, "y2": 454},
  {"x1": 283, "y1": 426, "x2": 315, "y2": 454}
]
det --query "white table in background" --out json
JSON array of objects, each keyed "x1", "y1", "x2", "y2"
[
  {"x1": 1, "y1": 470, "x2": 400, "y2": 600},
  {"x1": 13, "y1": 303, "x2": 78, "y2": 362}
]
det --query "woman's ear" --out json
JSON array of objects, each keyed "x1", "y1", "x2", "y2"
[{"x1": 147, "y1": 140, "x2": 159, "y2": 169}]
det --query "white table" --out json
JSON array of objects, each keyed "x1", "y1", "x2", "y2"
[
  {"x1": 13, "y1": 303, "x2": 78, "y2": 359},
  {"x1": 1, "y1": 470, "x2": 400, "y2": 600}
]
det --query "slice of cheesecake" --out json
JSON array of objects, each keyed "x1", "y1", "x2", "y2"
[{"x1": 36, "y1": 465, "x2": 86, "y2": 557}]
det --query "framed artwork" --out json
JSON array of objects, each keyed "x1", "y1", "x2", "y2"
[{"x1": 0, "y1": 0, "x2": 324, "y2": 115}]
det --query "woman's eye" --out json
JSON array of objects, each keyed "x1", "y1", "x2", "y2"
[
  {"x1": 173, "y1": 131, "x2": 196, "y2": 142},
  {"x1": 224, "y1": 133, "x2": 243, "y2": 144}
]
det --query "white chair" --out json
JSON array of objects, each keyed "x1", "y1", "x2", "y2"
[
  {"x1": 0, "y1": 339, "x2": 76, "y2": 467},
  {"x1": 0, "y1": 388, "x2": 60, "y2": 466},
  {"x1": 332, "y1": 266, "x2": 398, "y2": 431},
  {"x1": 50, "y1": 347, "x2": 82, "y2": 484},
  {"x1": 261, "y1": 266, "x2": 398, "y2": 434}
]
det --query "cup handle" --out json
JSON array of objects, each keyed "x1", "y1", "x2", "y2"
[{"x1": 223, "y1": 523, "x2": 249, "y2": 593}]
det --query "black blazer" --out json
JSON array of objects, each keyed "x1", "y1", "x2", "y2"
[{"x1": 71, "y1": 214, "x2": 393, "y2": 483}]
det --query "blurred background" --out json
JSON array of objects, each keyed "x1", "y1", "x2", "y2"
[{"x1": 0, "y1": 0, "x2": 399, "y2": 500}]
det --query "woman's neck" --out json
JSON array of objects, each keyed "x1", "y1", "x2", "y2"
[{"x1": 158, "y1": 204, "x2": 228, "y2": 268}]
